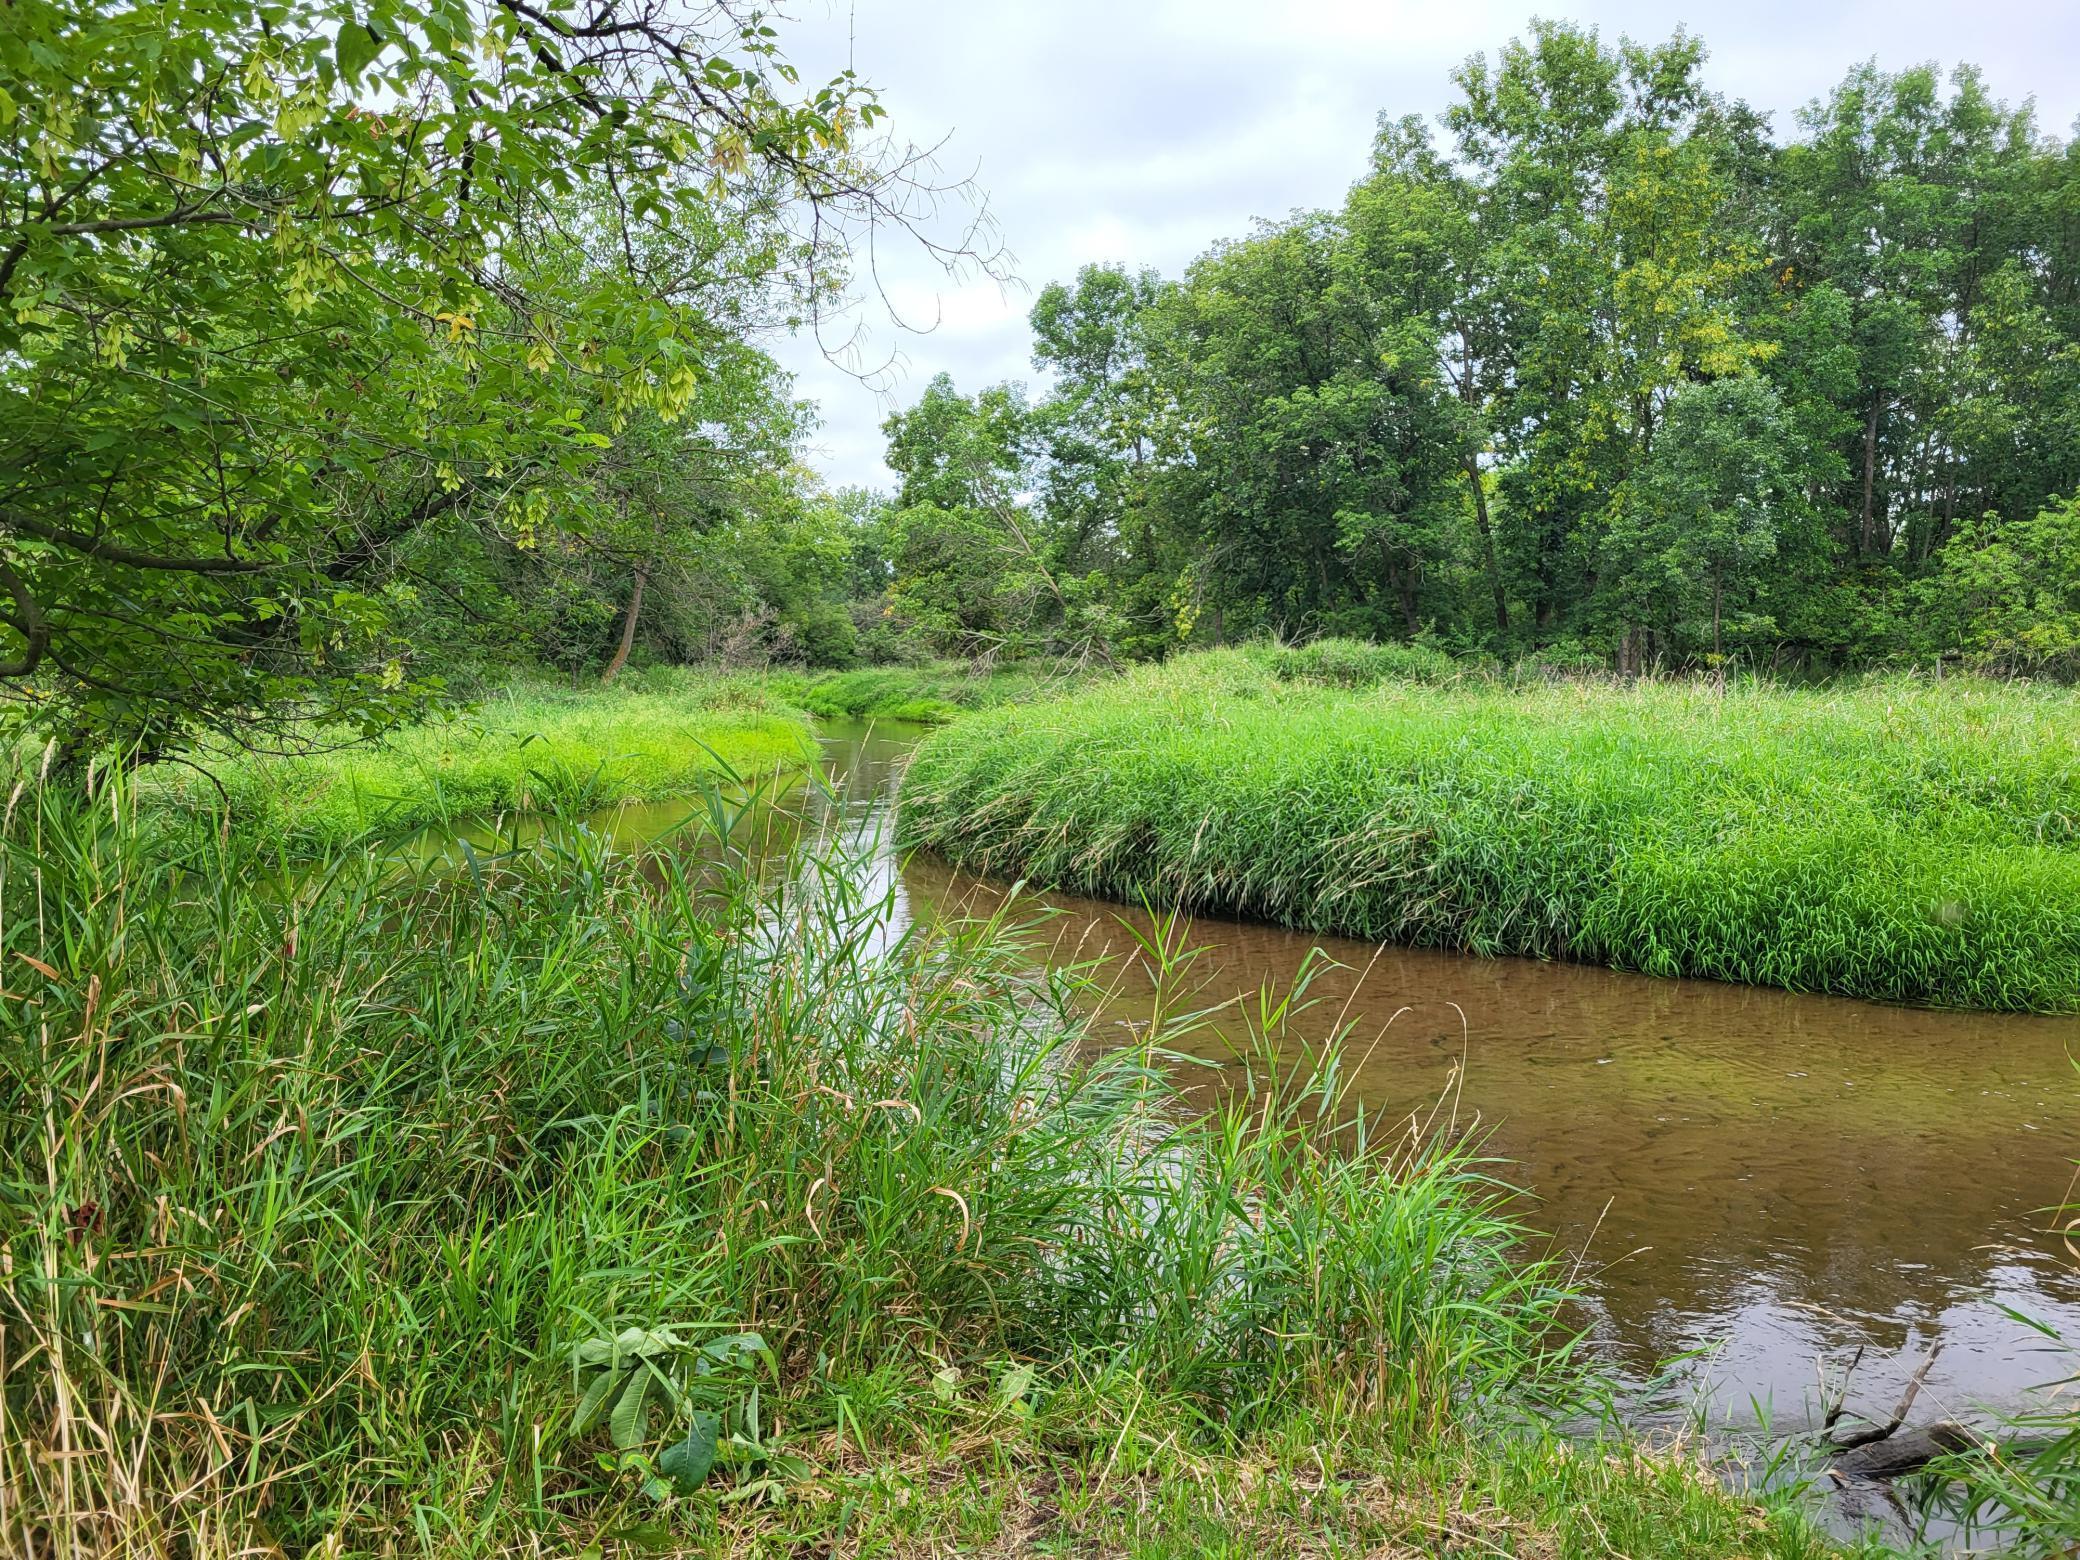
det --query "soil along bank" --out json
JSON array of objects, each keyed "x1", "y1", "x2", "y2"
[
  {"x1": 899, "y1": 650, "x2": 2080, "y2": 1012},
  {"x1": 142, "y1": 670, "x2": 819, "y2": 852}
]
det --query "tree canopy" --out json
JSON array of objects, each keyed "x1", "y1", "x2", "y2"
[
  {"x1": 0, "y1": 0, "x2": 945, "y2": 753},
  {"x1": 863, "y1": 23, "x2": 2080, "y2": 677}
]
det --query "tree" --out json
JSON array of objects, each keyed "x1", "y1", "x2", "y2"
[
  {"x1": 880, "y1": 374, "x2": 1031, "y2": 658},
  {"x1": 861, "y1": 25, "x2": 2080, "y2": 680},
  {"x1": 0, "y1": 0, "x2": 937, "y2": 756},
  {"x1": 1349, "y1": 116, "x2": 1512, "y2": 638},
  {"x1": 1922, "y1": 495, "x2": 2080, "y2": 675},
  {"x1": 1149, "y1": 215, "x2": 1467, "y2": 643},
  {"x1": 1445, "y1": 22, "x2": 1772, "y2": 644},
  {"x1": 1610, "y1": 375, "x2": 1798, "y2": 664}
]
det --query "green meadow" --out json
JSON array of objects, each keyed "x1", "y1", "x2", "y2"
[
  {"x1": 899, "y1": 647, "x2": 2080, "y2": 1012},
  {"x1": 138, "y1": 670, "x2": 818, "y2": 852},
  {"x1": 762, "y1": 660, "x2": 1071, "y2": 725}
]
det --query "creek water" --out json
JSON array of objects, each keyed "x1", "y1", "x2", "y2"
[{"x1": 509, "y1": 718, "x2": 2080, "y2": 1536}]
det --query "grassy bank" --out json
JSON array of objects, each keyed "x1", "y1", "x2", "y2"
[
  {"x1": 0, "y1": 771, "x2": 1863, "y2": 1558},
  {"x1": 764, "y1": 660, "x2": 1078, "y2": 724},
  {"x1": 142, "y1": 670, "x2": 818, "y2": 852},
  {"x1": 899, "y1": 650, "x2": 2080, "y2": 1012}
]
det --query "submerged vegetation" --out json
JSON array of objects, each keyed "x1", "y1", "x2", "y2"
[
  {"x1": 139, "y1": 672, "x2": 817, "y2": 852},
  {"x1": 0, "y1": 773, "x2": 1858, "y2": 1558},
  {"x1": 900, "y1": 649, "x2": 2080, "y2": 1012}
]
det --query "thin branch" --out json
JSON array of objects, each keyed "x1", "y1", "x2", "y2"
[
  {"x1": 0, "y1": 558, "x2": 50, "y2": 677},
  {"x1": 2, "y1": 510, "x2": 275, "y2": 573},
  {"x1": 1831, "y1": 1346, "x2": 1942, "y2": 1452}
]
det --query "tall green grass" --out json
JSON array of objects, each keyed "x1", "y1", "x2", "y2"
[
  {"x1": 1, "y1": 762, "x2": 1841, "y2": 1557},
  {"x1": 1246, "y1": 635, "x2": 1471, "y2": 688},
  {"x1": 764, "y1": 660, "x2": 1080, "y2": 724},
  {"x1": 138, "y1": 669, "x2": 817, "y2": 851},
  {"x1": 899, "y1": 651, "x2": 2080, "y2": 1012}
]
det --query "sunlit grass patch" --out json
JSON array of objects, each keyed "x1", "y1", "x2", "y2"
[
  {"x1": 765, "y1": 660, "x2": 1082, "y2": 724},
  {"x1": 139, "y1": 669, "x2": 818, "y2": 851}
]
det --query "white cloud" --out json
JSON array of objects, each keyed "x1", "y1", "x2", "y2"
[{"x1": 770, "y1": 0, "x2": 2080, "y2": 493}]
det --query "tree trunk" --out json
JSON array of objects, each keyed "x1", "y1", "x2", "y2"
[
  {"x1": 600, "y1": 566, "x2": 648, "y2": 685},
  {"x1": 1463, "y1": 455, "x2": 1509, "y2": 634},
  {"x1": 1859, "y1": 395, "x2": 1886, "y2": 555},
  {"x1": 1832, "y1": 1422, "x2": 1976, "y2": 1481}
]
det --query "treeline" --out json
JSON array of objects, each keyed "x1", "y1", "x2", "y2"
[{"x1": 859, "y1": 24, "x2": 2080, "y2": 674}]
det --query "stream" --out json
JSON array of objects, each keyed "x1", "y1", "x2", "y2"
[{"x1": 522, "y1": 717, "x2": 2080, "y2": 1540}]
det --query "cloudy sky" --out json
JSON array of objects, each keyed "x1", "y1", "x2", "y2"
[{"x1": 766, "y1": 0, "x2": 2080, "y2": 493}]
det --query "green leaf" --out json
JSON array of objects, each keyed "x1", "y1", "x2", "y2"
[
  {"x1": 996, "y1": 1362, "x2": 1035, "y2": 1411},
  {"x1": 571, "y1": 1367, "x2": 618, "y2": 1434},
  {"x1": 698, "y1": 1331, "x2": 770, "y2": 1374},
  {"x1": 657, "y1": 1411, "x2": 721, "y2": 1494},
  {"x1": 609, "y1": 1362, "x2": 654, "y2": 1450},
  {"x1": 335, "y1": 20, "x2": 382, "y2": 84}
]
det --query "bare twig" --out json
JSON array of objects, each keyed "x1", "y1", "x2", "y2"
[{"x1": 1831, "y1": 1345, "x2": 1941, "y2": 1452}]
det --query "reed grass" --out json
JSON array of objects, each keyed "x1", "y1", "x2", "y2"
[
  {"x1": 0, "y1": 762, "x2": 1861, "y2": 1557},
  {"x1": 899, "y1": 650, "x2": 2080, "y2": 1012},
  {"x1": 1248, "y1": 636, "x2": 1471, "y2": 687},
  {"x1": 138, "y1": 670, "x2": 817, "y2": 851}
]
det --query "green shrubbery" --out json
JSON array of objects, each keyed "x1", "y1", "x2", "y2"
[{"x1": 900, "y1": 651, "x2": 2080, "y2": 1011}]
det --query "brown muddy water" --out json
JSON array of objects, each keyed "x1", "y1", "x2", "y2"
[{"x1": 454, "y1": 720, "x2": 2080, "y2": 1536}]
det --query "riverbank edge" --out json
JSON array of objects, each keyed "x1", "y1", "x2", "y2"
[{"x1": 896, "y1": 651, "x2": 2080, "y2": 1013}]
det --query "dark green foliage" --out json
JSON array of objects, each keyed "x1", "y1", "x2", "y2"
[
  {"x1": 900, "y1": 653, "x2": 2080, "y2": 1012},
  {"x1": 869, "y1": 27, "x2": 2080, "y2": 679},
  {"x1": 0, "y1": 0, "x2": 906, "y2": 752}
]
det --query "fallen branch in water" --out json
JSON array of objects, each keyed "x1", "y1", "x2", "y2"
[
  {"x1": 1832, "y1": 1345, "x2": 1942, "y2": 1452},
  {"x1": 1819, "y1": 1345, "x2": 1981, "y2": 1481}
]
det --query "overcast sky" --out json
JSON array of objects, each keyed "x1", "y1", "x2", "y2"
[{"x1": 766, "y1": 1, "x2": 2080, "y2": 494}]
